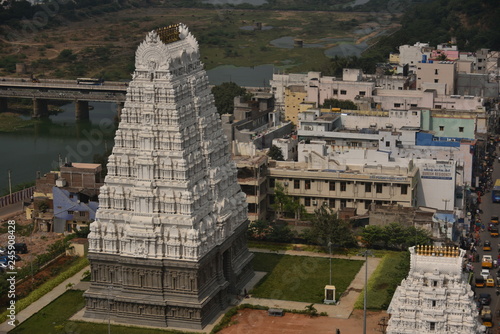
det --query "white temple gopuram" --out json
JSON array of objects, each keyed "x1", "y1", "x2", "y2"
[
  {"x1": 83, "y1": 24, "x2": 254, "y2": 329},
  {"x1": 387, "y1": 245, "x2": 480, "y2": 334}
]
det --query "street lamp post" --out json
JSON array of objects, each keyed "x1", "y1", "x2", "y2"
[
  {"x1": 358, "y1": 249, "x2": 374, "y2": 334},
  {"x1": 328, "y1": 241, "x2": 332, "y2": 286}
]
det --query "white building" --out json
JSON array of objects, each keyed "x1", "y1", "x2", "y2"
[
  {"x1": 84, "y1": 24, "x2": 253, "y2": 329},
  {"x1": 387, "y1": 246, "x2": 480, "y2": 334}
]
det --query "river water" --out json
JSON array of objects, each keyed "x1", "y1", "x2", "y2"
[
  {"x1": 0, "y1": 102, "x2": 117, "y2": 192},
  {"x1": 1, "y1": 64, "x2": 280, "y2": 192}
]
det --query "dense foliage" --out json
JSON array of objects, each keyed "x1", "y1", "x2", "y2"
[
  {"x1": 267, "y1": 145, "x2": 284, "y2": 161},
  {"x1": 366, "y1": 0, "x2": 500, "y2": 60},
  {"x1": 302, "y1": 206, "x2": 357, "y2": 249},
  {"x1": 322, "y1": 98, "x2": 358, "y2": 110},
  {"x1": 211, "y1": 82, "x2": 248, "y2": 115},
  {"x1": 360, "y1": 222, "x2": 432, "y2": 250}
]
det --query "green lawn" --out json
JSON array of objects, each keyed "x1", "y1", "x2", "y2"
[
  {"x1": 354, "y1": 251, "x2": 409, "y2": 310},
  {"x1": 251, "y1": 253, "x2": 364, "y2": 303},
  {"x1": 11, "y1": 290, "x2": 198, "y2": 334}
]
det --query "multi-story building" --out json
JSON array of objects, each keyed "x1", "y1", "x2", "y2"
[
  {"x1": 268, "y1": 150, "x2": 418, "y2": 215},
  {"x1": 387, "y1": 246, "x2": 479, "y2": 334},
  {"x1": 416, "y1": 61, "x2": 457, "y2": 95},
  {"x1": 234, "y1": 152, "x2": 268, "y2": 222}
]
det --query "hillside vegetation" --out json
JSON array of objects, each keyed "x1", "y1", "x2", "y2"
[{"x1": 366, "y1": 0, "x2": 500, "y2": 59}]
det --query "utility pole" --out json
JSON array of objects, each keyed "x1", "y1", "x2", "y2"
[
  {"x1": 8, "y1": 169, "x2": 12, "y2": 196},
  {"x1": 358, "y1": 249, "x2": 374, "y2": 334}
]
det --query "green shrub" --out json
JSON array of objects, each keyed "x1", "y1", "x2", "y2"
[{"x1": 0, "y1": 257, "x2": 89, "y2": 323}]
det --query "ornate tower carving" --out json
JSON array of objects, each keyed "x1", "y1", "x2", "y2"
[
  {"x1": 387, "y1": 246, "x2": 480, "y2": 334},
  {"x1": 84, "y1": 24, "x2": 254, "y2": 329}
]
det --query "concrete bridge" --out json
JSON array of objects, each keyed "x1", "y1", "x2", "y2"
[{"x1": 0, "y1": 77, "x2": 128, "y2": 120}]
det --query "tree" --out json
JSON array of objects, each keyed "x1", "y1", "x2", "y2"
[
  {"x1": 272, "y1": 182, "x2": 306, "y2": 221},
  {"x1": 304, "y1": 304, "x2": 318, "y2": 317},
  {"x1": 306, "y1": 206, "x2": 356, "y2": 249},
  {"x1": 360, "y1": 222, "x2": 432, "y2": 250},
  {"x1": 211, "y1": 82, "x2": 248, "y2": 114},
  {"x1": 322, "y1": 98, "x2": 358, "y2": 110},
  {"x1": 268, "y1": 145, "x2": 284, "y2": 161}
]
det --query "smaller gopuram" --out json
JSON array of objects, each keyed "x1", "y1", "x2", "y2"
[{"x1": 387, "y1": 245, "x2": 480, "y2": 334}]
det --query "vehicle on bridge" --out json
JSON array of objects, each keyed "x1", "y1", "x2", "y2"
[
  {"x1": 492, "y1": 179, "x2": 500, "y2": 202},
  {"x1": 76, "y1": 78, "x2": 104, "y2": 85}
]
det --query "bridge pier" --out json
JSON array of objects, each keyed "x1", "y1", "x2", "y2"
[
  {"x1": 75, "y1": 100, "x2": 89, "y2": 121},
  {"x1": 116, "y1": 102, "x2": 124, "y2": 121},
  {"x1": 0, "y1": 98, "x2": 7, "y2": 113},
  {"x1": 32, "y1": 98, "x2": 48, "y2": 118}
]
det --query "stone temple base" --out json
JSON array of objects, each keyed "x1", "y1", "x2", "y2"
[{"x1": 83, "y1": 224, "x2": 254, "y2": 330}]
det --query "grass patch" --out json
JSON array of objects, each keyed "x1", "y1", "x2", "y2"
[
  {"x1": 251, "y1": 253, "x2": 363, "y2": 303},
  {"x1": 353, "y1": 251, "x2": 409, "y2": 310},
  {"x1": 0, "y1": 113, "x2": 38, "y2": 132},
  {"x1": 11, "y1": 290, "x2": 197, "y2": 334},
  {"x1": 0, "y1": 257, "x2": 89, "y2": 323}
]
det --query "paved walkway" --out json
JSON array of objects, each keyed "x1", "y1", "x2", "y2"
[
  {"x1": 0, "y1": 266, "x2": 90, "y2": 334},
  {"x1": 0, "y1": 248, "x2": 382, "y2": 333},
  {"x1": 244, "y1": 248, "x2": 382, "y2": 318}
]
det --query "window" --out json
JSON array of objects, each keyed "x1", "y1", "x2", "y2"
[
  {"x1": 401, "y1": 184, "x2": 408, "y2": 195},
  {"x1": 359, "y1": 91, "x2": 366, "y2": 96},
  {"x1": 435, "y1": 105, "x2": 442, "y2": 109},
  {"x1": 376, "y1": 184, "x2": 383, "y2": 193},
  {"x1": 394, "y1": 103, "x2": 401, "y2": 108},
  {"x1": 305, "y1": 180, "x2": 311, "y2": 190},
  {"x1": 385, "y1": 141, "x2": 390, "y2": 147},
  {"x1": 459, "y1": 127, "x2": 464, "y2": 133},
  {"x1": 269, "y1": 178, "x2": 275, "y2": 188},
  {"x1": 365, "y1": 201, "x2": 371, "y2": 209},
  {"x1": 329, "y1": 198, "x2": 336, "y2": 208},
  {"x1": 340, "y1": 182, "x2": 346, "y2": 191},
  {"x1": 432, "y1": 300, "x2": 436, "y2": 307},
  {"x1": 305, "y1": 197, "x2": 311, "y2": 206},
  {"x1": 333, "y1": 89, "x2": 338, "y2": 95},
  {"x1": 439, "y1": 126, "x2": 444, "y2": 131},
  {"x1": 365, "y1": 183, "x2": 372, "y2": 192},
  {"x1": 68, "y1": 210, "x2": 74, "y2": 215},
  {"x1": 430, "y1": 322, "x2": 436, "y2": 331},
  {"x1": 434, "y1": 79, "x2": 439, "y2": 83},
  {"x1": 340, "y1": 199, "x2": 346, "y2": 208},
  {"x1": 434, "y1": 69, "x2": 439, "y2": 75},
  {"x1": 433, "y1": 281, "x2": 437, "y2": 287},
  {"x1": 411, "y1": 105, "x2": 418, "y2": 109},
  {"x1": 329, "y1": 181, "x2": 335, "y2": 191},
  {"x1": 79, "y1": 211, "x2": 86, "y2": 217},
  {"x1": 294, "y1": 179, "x2": 300, "y2": 189},
  {"x1": 340, "y1": 90, "x2": 347, "y2": 95}
]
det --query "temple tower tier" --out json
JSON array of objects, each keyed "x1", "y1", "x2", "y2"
[
  {"x1": 386, "y1": 246, "x2": 480, "y2": 334},
  {"x1": 83, "y1": 24, "x2": 254, "y2": 330}
]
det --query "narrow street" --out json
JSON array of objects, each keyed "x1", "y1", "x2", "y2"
[{"x1": 472, "y1": 142, "x2": 500, "y2": 332}]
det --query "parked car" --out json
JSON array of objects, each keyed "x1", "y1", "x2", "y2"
[
  {"x1": 479, "y1": 293, "x2": 492, "y2": 305},
  {"x1": 0, "y1": 254, "x2": 20, "y2": 262},
  {"x1": 4, "y1": 243, "x2": 28, "y2": 254}
]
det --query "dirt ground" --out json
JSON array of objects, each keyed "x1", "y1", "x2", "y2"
[
  {"x1": 0, "y1": 211, "x2": 64, "y2": 267},
  {"x1": 220, "y1": 309, "x2": 389, "y2": 334}
]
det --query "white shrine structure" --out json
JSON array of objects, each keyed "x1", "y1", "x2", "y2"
[
  {"x1": 83, "y1": 24, "x2": 254, "y2": 329},
  {"x1": 387, "y1": 245, "x2": 480, "y2": 334}
]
